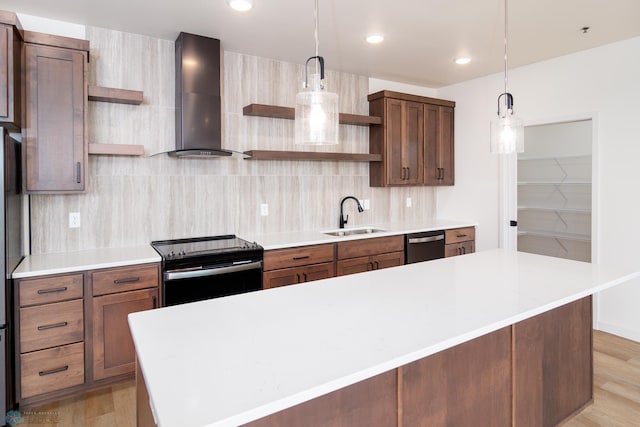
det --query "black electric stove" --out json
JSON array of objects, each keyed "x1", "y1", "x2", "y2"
[{"x1": 151, "y1": 235, "x2": 264, "y2": 306}]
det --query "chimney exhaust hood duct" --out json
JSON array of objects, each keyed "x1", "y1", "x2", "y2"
[{"x1": 171, "y1": 32, "x2": 233, "y2": 157}]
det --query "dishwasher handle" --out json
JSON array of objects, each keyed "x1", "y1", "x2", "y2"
[
  {"x1": 164, "y1": 261, "x2": 262, "y2": 281},
  {"x1": 407, "y1": 234, "x2": 444, "y2": 244}
]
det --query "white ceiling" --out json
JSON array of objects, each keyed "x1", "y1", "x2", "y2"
[{"x1": 3, "y1": 0, "x2": 640, "y2": 87}]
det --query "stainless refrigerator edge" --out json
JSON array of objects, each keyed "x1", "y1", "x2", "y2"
[{"x1": 1, "y1": 127, "x2": 23, "y2": 423}]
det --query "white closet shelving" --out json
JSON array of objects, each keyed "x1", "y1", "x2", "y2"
[{"x1": 517, "y1": 155, "x2": 592, "y2": 262}]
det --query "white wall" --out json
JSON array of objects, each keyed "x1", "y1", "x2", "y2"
[{"x1": 437, "y1": 36, "x2": 640, "y2": 342}]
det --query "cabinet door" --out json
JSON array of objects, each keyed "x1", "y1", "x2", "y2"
[
  {"x1": 300, "y1": 262, "x2": 335, "y2": 283},
  {"x1": 263, "y1": 267, "x2": 303, "y2": 289},
  {"x1": 386, "y1": 99, "x2": 424, "y2": 185},
  {"x1": 438, "y1": 106, "x2": 455, "y2": 185},
  {"x1": 24, "y1": 44, "x2": 87, "y2": 193},
  {"x1": 92, "y1": 288, "x2": 158, "y2": 380},
  {"x1": 445, "y1": 241, "x2": 474, "y2": 257},
  {"x1": 424, "y1": 105, "x2": 454, "y2": 186},
  {"x1": 336, "y1": 256, "x2": 372, "y2": 276},
  {"x1": 372, "y1": 251, "x2": 405, "y2": 270},
  {"x1": 0, "y1": 24, "x2": 21, "y2": 129}
]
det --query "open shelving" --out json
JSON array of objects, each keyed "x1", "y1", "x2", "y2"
[
  {"x1": 517, "y1": 155, "x2": 592, "y2": 262},
  {"x1": 87, "y1": 85, "x2": 145, "y2": 156}
]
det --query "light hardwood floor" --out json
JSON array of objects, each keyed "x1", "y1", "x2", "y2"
[{"x1": 16, "y1": 330, "x2": 640, "y2": 426}]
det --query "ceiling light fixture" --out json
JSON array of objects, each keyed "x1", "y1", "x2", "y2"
[
  {"x1": 366, "y1": 34, "x2": 384, "y2": 44},
  {"x1": 295, "y1": 0, "x2": 339, "y2": 145},
  {"x1": 455, "y1": 57, "x2": 471, "y2": 65},
  {"x1": 226, "y1": 0, "x2": 253, "y2": 12},
  {"x1": 490, "y1": 0, "x2": 524, "y2": 154}
]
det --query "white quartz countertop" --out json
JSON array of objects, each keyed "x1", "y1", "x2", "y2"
[
  {"x1": 243, "y1": 218, "x2": 477, "y2": 250},
  {"x1": 128, "y1": 249, "x2": 639, "y2": 427},
  {"x1": 12, "y1": 246, "x2": 161, "y2": 278}
]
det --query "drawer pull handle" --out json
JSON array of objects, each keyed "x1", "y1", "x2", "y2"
[
  {"x1": 292, "y1": 256, "x2": 310, "y2": 261},
  {"x1": 456, "y1": 234, "x2": 467, "y2": 238},
  {"x1": 114, "y1": 276, "x2": 140, "y2": 284},
  {"x1": 37, "y1": 322, "x2": 68, "y2": 331},
  {"x1": 37, "y1": 286, "x2": 68, "y2": 295},
  {"x1": 39, "y1": 365, "x2": 69, "y2": 377}
]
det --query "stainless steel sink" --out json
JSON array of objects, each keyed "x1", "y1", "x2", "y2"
[{"x1": 322, "y1": 227, "x2": 387, "y2": 237}]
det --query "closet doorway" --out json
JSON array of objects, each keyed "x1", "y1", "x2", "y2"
[{"x1": 516, "y1": 120, "x2": 593, "y2": 262}]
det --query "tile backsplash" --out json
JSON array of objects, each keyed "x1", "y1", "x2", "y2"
[{"x1": 29, "y1": 27, "x2": 436, "y2": 254}]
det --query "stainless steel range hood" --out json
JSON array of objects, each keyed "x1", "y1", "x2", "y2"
[{"x1": 171, "y1": 32, "x2": 232, "y2": 157}]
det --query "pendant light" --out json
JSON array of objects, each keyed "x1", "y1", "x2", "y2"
[
  {"x1": 294, "y1": 0, "x2": 339, "y2": 145},
  {"x1": 490, "y1": 0, "x2": 524, "y2": 154}
]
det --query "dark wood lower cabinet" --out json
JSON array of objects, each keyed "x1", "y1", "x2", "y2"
[
  {"x1": 138, "y1": 297, "x2": 593, "y2": 427},
  {"x1": 400, "y1": 327, "x2": 512, "y2": 426},
  {"x1": 92, "y1": 288, "x2": 158, "y2": 380},
  {"x1": 245, "y1": 370, "x2": 397, "y2": 427},
  {"x1": 513, "y1": 296, "x2": 592, "y2": 426}
]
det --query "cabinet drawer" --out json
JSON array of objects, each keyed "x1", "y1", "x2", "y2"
[
  {"x1": 445, "y1": 241, "x2": 475, "y2": 258},
  {"x1": 337, "y1": 235, "x2": 404, "y2": 260},
  {"x1": 92, "y1": 264, "x2": 159, "y2": 296},
  {"x1": 20, "y1": 299, "x2": 84, "y2": 353},
  {"x1": 19, "y1": 274, "x2": 84, "y2": 307},
  {"x1": 20, "y1": 342, "x2": 84, "y2": 399},
  {"x1": 445, "y1": 227, "x2": 475, "y2": 244},
  {"x1": 264, "y1": 244, "x2": 334, "y2": 271}
]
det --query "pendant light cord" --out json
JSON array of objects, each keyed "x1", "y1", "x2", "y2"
[
  {"x1": 314, "y1": 0, "x2": 319, "y2": 77},
  {"x1": 503, "y1": 0, "x2": 508, "y2": 99}
]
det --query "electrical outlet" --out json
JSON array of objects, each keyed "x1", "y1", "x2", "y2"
[
  {"x1": 362, "y1": 199, "x2": 370, "y2": 210},
  {"x1": 69, "y1": 212, "x2": 81, "y2": 228},
  {"x1": 406, "y1": 197, "x2": 412, "y2": 208},
  {"x1": 260, "y1": 204, "x2": 269, "y2": 216}
]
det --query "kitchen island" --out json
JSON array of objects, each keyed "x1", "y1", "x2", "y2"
[{"x1": 128, "y1": 249, "x2": 639, "y2": 427}]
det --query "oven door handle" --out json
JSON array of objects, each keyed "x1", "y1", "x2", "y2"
[{"x1": 164, "y1": 261, "x2": 262, "y2": 281}]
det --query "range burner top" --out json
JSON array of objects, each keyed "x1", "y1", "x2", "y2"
[{"x1": 151, "y1": 235, "x2": 261, "y2": 260}]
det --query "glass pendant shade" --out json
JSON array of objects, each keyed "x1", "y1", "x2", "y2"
[
  {"x1": 295, "y1": 73, "x2": 339, "y2": 145},
  {"x1": 490, "y1": 111, "x2": 524, "y2": 153}
]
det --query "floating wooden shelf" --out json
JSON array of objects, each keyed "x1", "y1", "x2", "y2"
[
  {"x1": 242, "y1": 104, "x2": 382, "y2": 126},
  {"x1": 89, "y1": 143, "x2": 145, "y2": 156},
  {"x1": 244, "y1": 150, "x2": 382, "y2": 162},
  {"x1": 88, "y1": 85, "x2": 144, "y2": 105}
]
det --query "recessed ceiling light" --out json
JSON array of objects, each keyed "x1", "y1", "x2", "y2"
[
  {"x1": 227, "y1": 0, "x2": 253, "y2": 12},
  {"x1": 366, "y1": 34, "x2": 384, "y2": 44},
  {"x1": 455, "y1": 57, "x2": 471, "y2": 65}
]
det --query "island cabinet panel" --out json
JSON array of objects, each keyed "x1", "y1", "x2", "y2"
[
  {"x1": 23, "y1": 43, "x2": 87, "y2": 193},
  {"x1": 245, "y1": 369, "x2": 397, "y2": 427},
  {"x1": 513, "y1": 296, "x2": 593, "y2": 427},
  {"x1": 399, "y1": 326, "x2": 512, "y2": 427},
  {"x1": 92, "y1": 288, "x2": 158, "y2": 380}
]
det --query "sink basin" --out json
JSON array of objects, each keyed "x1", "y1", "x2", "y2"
[{"x1": 322, "y1": 226, "x2": 387, "y2": 237}]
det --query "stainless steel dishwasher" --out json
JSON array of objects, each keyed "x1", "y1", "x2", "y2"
[{"x1": 405, "y1": 230, "x2": 445, "y2": 264}]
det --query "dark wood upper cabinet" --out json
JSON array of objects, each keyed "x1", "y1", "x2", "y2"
[
  {"x1": 369, "y1": 90, "x2": 455, "y2": 187},
  {"x1": 23, "y1": 43, "x2": 87, "y2": 193},
  {"x1": 0, "y1": 16, "x2": 23, "y2": 130},
  {"x1": 424, "y1": 104, "x2": 454, "y2": 186}
]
